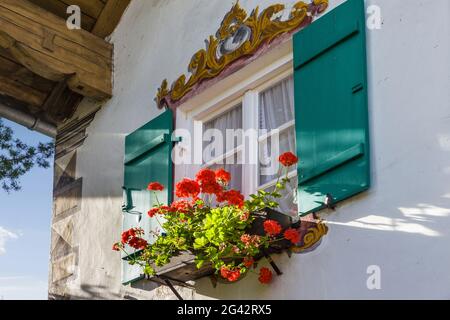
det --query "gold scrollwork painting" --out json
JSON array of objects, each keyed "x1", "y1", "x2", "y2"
[
  {"x1": 292, "y1": 220, "x2": 328, "y2": 253},
  {"x1": 155, "y1": 0, "x2": 329, "y2": 109}
]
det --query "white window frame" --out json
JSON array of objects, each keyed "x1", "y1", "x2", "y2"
[{"x1": 174, "y1": 40, "x2": 296, "y2": 199}]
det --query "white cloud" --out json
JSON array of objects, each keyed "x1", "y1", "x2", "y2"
[{"x1": 0, "y1": 226, "x2": 19, "y2": 256}]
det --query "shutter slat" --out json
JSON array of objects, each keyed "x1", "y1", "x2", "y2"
[
  {"x1": 124, "y1": 134, "x2": 167, "y2": 165},
  {"x1": 299, "y1": 143, "x2": 365, "y2": 184},
  {"x1": 294, "y1": 17, "x2": 360, "y2": 69}
]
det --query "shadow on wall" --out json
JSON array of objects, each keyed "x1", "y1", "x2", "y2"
[
  {"x1": 192, "y1": 193, "x2": 450, "y2": 299},
  {"x1": 51, "y1": 282, "x2": 160, "y2": 300},
  {"x1": 50, "y1": 284, "x2": 117, "y2": 300}
]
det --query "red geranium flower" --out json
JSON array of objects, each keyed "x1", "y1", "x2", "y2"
[
  {"x1": 240, "y1": 210, "x2": 250, "y2": 221},
  {"x1": 112, "y1": 243, "x2": 121, "y2": 251},
  {"x1": 121, "y1": 228, "x2": 145, "y2": 248},
  {"x1": 148, "y1": 206, "x2": 170, "y2": 217},
  {"x1": 226, "y1": 190, "x2": 244, "y2": 207},
  {"x1": 284, "y1": 228, "x2": 301, "y2": 244},
  {"x1": 195, "y1": 168, "x2": 216, "y2": 184},
  {"x1": 200, "y1": 181, "x2": 223, "y2": 195},
  {"x1": 121, "y1": 228, "x2": 137, "y2": 244},
  {"x1": 170, "y1": 200, "x2": 192, "y2": 214},
  {"x1": 218, "y1": 190, "x2": 244, "y2": 207},
  {"x1": 215, "y1": 168, "x2": 231, "y2": 184},
  {"x1": 241, "y1": 234, "x2": 261, "y2": 248},
  {"x1": 147, "y1": 182, "x2": 164, "y2": 191},
  {"x1": 227, "y1": 269, "x2": 241, "y2": 282},
  {"x1": 196, "y1": 169, "x2": 223, "y2": 195},
  {"x1": 279, "y1": 152, "x2": 299, "y2": 167},
  {"x1": 175, "y1": 178, "x2": 200, "y2": 198},
  {"x1": 240, "y1": 234, "x2": 251, "y2": 245},
  {"x1": 220, "y1": 266, "x2": 241, "y2": 282},
  {"x1": 250, "y1": 235, "x2": 261, "y2": 247},
  {"x1": 243, "y1": 257, "x2": 254, "y2": 268},
  {"x1": 220, "y1": 266, "x2": 231, "y2": 279},
  {"x1": 147, "y1": 207, "x2": 159, "y2": 218},
  {"x1": 128, "y1": 237, "x2": 148, "y2": 250},
  {"x1": 159, "y1": 205, "x2": 170, "y2": 214},
  {"x1": 216, "y1": 191, "x2": 227, "y2": 203},
  {"x1": 263, "y1": 220, "x2": 282, "y2": 236},
  {"x1": 258, "y1": 267, "x2": 273, "y2": 284}
]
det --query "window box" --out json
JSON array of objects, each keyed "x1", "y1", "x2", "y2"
[{"x1": 144, "y1": 208, "x2": 297, "y2": 288}]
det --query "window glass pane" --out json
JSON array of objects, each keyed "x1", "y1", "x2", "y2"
[
  {"x1": 259, "y1": 127, "x2": 296, "y2": 186},
  {"x1": 259, "y1": 76, "x2": 294, "y2": 134},
  {"x1": 264, "y1": 176, "x2": 298, "y2": 220},
  {"x1": 203, "y1": 104, "x2": 243, "y2": 162}
]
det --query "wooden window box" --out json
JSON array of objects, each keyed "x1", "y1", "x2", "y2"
[{"x1": 145, "y1": 208, "x2": 297, "y2": 289}]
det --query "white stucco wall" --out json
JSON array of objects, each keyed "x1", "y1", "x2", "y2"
[{"x1": 65, "y1": 0, "x2": 450, "y2": 299}]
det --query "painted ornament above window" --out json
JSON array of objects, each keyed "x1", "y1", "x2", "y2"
[{"x1": 155, "y1": 0, "x2": 329, "y2": 110}]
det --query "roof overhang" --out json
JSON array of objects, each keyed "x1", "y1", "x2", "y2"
[{"x1": 0, "y1": 0, "x2": 130, "y2": 135}]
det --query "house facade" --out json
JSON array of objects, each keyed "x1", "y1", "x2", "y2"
[{"x1": 45, "y1": 0, "x2": 450, "y2": 300}]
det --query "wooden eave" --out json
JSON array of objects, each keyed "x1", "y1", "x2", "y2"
[{"x1": 0, "y1": 0, "x2": 130, "y2": 127}]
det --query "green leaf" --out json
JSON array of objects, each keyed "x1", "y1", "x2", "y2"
[
  {"x1": 144, "y1": 265, "x2": 155, "y2": 276},
  {"x1": 194, "y1": 237, "x2": 208, "y2": 249},
  {"x1": 205, "y1": 229, "x2": 215, "y2": 241},
  {"x1": 272, "y1": 192, "x2": 282, "y2": 198},
  {"x1": 196, "y1": 259, "x2": 205, "y2": 269}
]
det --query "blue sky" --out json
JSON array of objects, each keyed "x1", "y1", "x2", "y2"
[{"x1": 0, "y1": 119, "x2": 53, "y2": 300}]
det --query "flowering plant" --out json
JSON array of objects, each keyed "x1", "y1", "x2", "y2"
[{"x1": 114, "y1": 152, "x2": 299, "y2": 284}]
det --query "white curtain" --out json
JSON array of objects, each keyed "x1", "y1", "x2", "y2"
[
  {"x1": 258, "y1": 76, "x2": 298, "y2": 215},
  {"x1": 203, "y1": 104, "x2": 242, "y2": 159},
  {"x1": 259, "y1": 76, "x2": 294, "y2": 131},
  {"x1": 203, "y1": 105, "x2": 243, "y2": 191},
  {"x1": 259, "y1": 76, "x2": 296, "y2": 184}
]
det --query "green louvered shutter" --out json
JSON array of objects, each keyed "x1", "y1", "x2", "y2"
[
  {"x1": 121, "y1": 109, "x2": 174, "y2": 284},
  {"x1": 293, "y1": 0, "x2": 370, "y2": 216}
]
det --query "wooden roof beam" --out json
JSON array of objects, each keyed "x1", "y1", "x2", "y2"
[
  {"x1": 0, "y1": 0, "x2": 113, "y2": 100},
  {"x1": 91, "y1": 0, "x2": 131, "y2": 38}
]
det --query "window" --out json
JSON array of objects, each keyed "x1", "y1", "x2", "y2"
[{"x1": 199, "y1": 74, "x2": 298, "y2": 218}]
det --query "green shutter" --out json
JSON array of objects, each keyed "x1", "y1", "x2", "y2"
[
  {"x1": 121, "y1": 109, "x2": 174, "y2": 284},
  {"x1": 293, "y1": 0, "x2": 370, "y2": 216}
]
